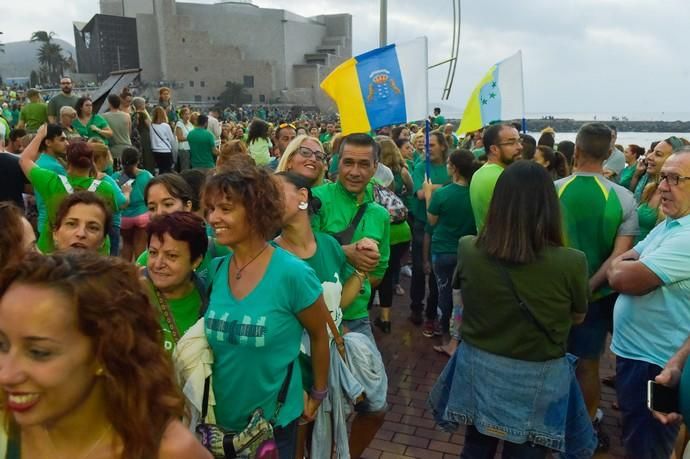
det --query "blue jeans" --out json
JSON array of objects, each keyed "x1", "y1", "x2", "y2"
[
  {"x1": 343, "y1": 317, "x2": 375, "y2": 343},
  {"x1": 109, "y1": 225, "x2": 121, "y2": 256},
  {"x1": 461, "y1": 425, "x2": 549, "y2": 459},
  {"x1": 433, "y1": 253, "x2": 457, "y2": 334},
  {"x1": 274, "y1": 419, "x2": 298, "y2": 459},
  {"x1": 615, "y1": 356, "x2": 679, "y2": 459}
]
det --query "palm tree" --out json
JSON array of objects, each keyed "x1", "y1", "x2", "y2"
[
  {"x1": 30, "y1": 30, "x2": 55, "y2": 44},
  {"x1": 31, "y1": 31, "x2": 66, "y2": 84}
]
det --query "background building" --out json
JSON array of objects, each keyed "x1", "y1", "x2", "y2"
[
  {"x1": 89, "y1": 0, "x2": 352, "y2": 109},
  {"x1": 73, "y1": 14, "x2": 140, "y2": 80}
]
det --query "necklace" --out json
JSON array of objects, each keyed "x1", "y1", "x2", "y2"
[
  {"x1": 46, "y1": 425, "x2": 111, "y2": 459},
  {"x1": 232, "y1": 244, "x2": 269, "y2": 280}
]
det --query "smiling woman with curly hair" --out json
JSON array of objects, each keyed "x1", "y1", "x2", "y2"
[
  {"x1": 0, "y1": 251, "x2": 211, "y2": 459},
  {"x1": 199, "y1": 165, "x2": 331, "y2": 458}
]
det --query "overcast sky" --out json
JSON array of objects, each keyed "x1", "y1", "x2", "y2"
[{"x1": 3, "y1": 0, "x2": 690, "y2": 119}]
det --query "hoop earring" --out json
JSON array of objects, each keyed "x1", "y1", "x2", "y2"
[{"x1": 298, "y1": 201, "x2": 309, "y2": 211}]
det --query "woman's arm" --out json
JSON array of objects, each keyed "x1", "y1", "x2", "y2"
[
  {"x1": 19, "y1": 123, "x2": 46, "y2": 177},
  {"x1": 175, "y1": 124, "x2": 187, "y2": 142},
  {"x1": 297, "y1": 296, "x2": 331, "y2": 421},
  {"x1": 340, "y1": 269, "x2": 367, "y2": 309}
]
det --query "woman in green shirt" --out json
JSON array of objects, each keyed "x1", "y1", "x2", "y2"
[
  {"x1": 19, "y1": 125, "x2": 120, "y2": 254},
  {"x1": 72, "y1": 97, "x2": 113, "y2": 145},
  {"x1": 144, "y1": 211, "x2": 209, "y2": 353},
  {"x1": 201, "y1": 167, "x2": 330, "y2": 459},
  {"x1": 619, "y1": 144, "x2": 645, "y2": 189},
  {"x1": 423, "y1": 149, "x2": 478, "y2": 356}
]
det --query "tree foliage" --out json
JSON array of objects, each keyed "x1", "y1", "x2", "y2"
[
  {"x1": 31, "y1": 30, "x2": 68, "y2": 84},
  {"x1": 217, "y1": 82, "x2": 250, "y2": 108}
]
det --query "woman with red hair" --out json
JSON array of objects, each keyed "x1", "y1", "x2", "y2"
[
  {"x1": 0, "y1": 251, "x2": 211, "y2": 458},
  {"x1": 19, "y1": 124, "x2": 121, "y2": 254}
]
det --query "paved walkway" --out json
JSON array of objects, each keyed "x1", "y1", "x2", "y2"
[{"x1": 361, "y1": 279, "x2": 625, "y2": 459}]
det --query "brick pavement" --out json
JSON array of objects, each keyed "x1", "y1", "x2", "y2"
[{"x1": 360, "y1": 280, "x2": 625, "y2": 459}]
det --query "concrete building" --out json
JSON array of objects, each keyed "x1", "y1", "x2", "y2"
[
  {"x1": 73, "y1": 14, "x2": 140, "y2": 80},
  {"x1": 98, "y1": 0, "x2": 351, "y2": 109}
]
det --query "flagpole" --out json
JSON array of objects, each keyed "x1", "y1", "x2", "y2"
[
  {"x1": 519, "y1": 50, "x2": 526, "y2": 133},
  {"x1": 425, "y1": 120, "x2": 431, "y2": 179},
  {"x1": 424, "y1": 36, "x2": 431, "y2": 180}
]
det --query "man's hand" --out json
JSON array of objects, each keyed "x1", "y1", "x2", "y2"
[
  {"x1": 651, "y1": 364, "x2": 684, "y2": 425},
  {"x1": 343, "y1": 239, "x2": 380, "y2": 272}
]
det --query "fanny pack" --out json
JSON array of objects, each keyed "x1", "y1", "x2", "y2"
[{"x1": 196, "y1": 362, "x2": 293, "y2": 458}]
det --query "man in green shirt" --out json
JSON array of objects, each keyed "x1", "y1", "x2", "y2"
[
  {"x1": 311, "y1": 132, "x2": 389, "y2": 458},
  {"x1": 187, "y1": 114, "x2": 219, "y2": 170},
  {"x1": 429, "y1": 107, "x2": 446, "y2": 128},
  {"x1": 319, "y1": 122, "x2": 335, "y2": 146},
  {"x1": 469, "y1": 123, "x2": 523, "y2": 231},
  {"x1": 47, "y1": 77, "x2": 79, "y2": 124},
  {"x1": 555, "y1": 122, "x2": 638, "y2": 439},
  {"x1": 17, "y1": 88, "x2": 48, "y2": 133}
]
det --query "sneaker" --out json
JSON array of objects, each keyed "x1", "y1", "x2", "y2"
[
  {"x1": 400, "y1": 265, "x2": 412, "y2": 277},
  {"x1": 395, "y1": 284, "x2": 405, "y2": 296},
  {"x1": 422, "y1": 320, "x2": 435, "y2": 338},
  {"x1": 433, "y1": 320, "x2": 443, "y2": 336},
  {"x1": 408, "y1": 311, "x2": 423, "y2": 325},
  {"x1": 374, "y1": 317, "x2": 391, "y2": 334}
]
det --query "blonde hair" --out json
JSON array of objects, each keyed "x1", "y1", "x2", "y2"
[
  {"x1": 276, "y1": 134, "x2": 326, "y2": 185},
  {"x1": 152, "y1": 106, "x2": 168, "y2": 124},
  {"x1": 378, "y1": 137, "x2": 405, "y2": 173}
]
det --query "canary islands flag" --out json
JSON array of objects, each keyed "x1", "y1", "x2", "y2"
[
  {"x1": 457, "y1": 51, "x2": 525, "y2": 135},
  {"x1": 321, "y1": 37, "x2": 428, "y2": 135}
]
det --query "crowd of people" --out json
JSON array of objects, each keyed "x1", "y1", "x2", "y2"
[{"x1": 1, "y1": 80, "x2": 690, "y2": 459}]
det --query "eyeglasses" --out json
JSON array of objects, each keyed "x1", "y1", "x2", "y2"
[
  {"x1": 297, "y1": 146, "x2": 325, "y2": 162},
  {"x1": 496, "y1": 139, "x2": 522, "y2": 147},
  {"x1": 657, "y1": 173, "x2": 690, "y2": 186}
]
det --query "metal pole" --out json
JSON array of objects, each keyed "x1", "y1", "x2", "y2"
[{"x1": 379, "y1": 0, "x2": 387, "y2": 47}]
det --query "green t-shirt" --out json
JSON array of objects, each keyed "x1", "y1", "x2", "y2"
[
  {"x1": 303, "y1": 232, "x2": 347, "y2": 327},
  {"x1": 28, "y1": 166, "x2": 118, "y2": 253},
  {"x1": 636, "y1": 202, "x2": 659, "y2": 244},
  {"x1": 319, "y1": 132, "x2": 333, "y2": 145},
  {"x1": 19, "y1": 102, "x2": 48, "y2": 132},
  {"x1": 137, "y1": 237, "x2": 231, "y2": 286},
  {"x1": 555, "y1": 173, "x2": 639, "y2": 298},
  {"x1": 619, "y1": 163, "x2": 636, "y2": 190},
  {"x1": 454, "y1": 236, "x2": 589, "y2": 361},
  {"x1": 469, "y1": 162, "x2": 504, "y2": 232},
  {"x1": 433, "y1": 115, "x2": 446, "y2": 127},
  {"x1": 72, "y1": 114, "x2": 110, "y2": 145},
  {"x1": 311, "y1": 181, "x2": 391, "y2": 320},
  {"x1": 113, "y1": 169, "x2": 154, "y2": 217},
  {"x1": 187, "y1": 127, "x2": 217, "y2": 169},
  {"x1": 148, "y1": 282, "x2": 203, "y2": 353},
  {"x1": 248, "y1": 137, "x2": 271, "y2": 166},
  {"x1": 47, "y1": 93, "x2": 79, "y2": 118},
  {"x1": 411, "y1": 161, "x2": 450, "y2": 223},
  {"x1": 428, "y1": 183, "x2": 476, "y2": 254},
  {"x1": 35, "y1": 153, "x2": 67, "y2": 231},
  {"x1": 206, "y1": 248, "x2": 322, "y2": 430}
]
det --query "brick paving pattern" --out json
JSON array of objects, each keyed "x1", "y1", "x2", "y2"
[{"x1": 360, "y1": 279, "x2": 624, "y2": 459}]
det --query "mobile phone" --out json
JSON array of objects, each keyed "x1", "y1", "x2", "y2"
[
  {"x1": 123, "y1": 179, "x2": 135, "y2": 188},
  {"x1": 647, "y1": 380, "x2": 679, "y2": 414}
]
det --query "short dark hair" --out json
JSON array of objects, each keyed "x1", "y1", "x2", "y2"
[
  {"x1": 41, "y1": 124, "x2": 65, "y2": 150},
  {"x1": 146, "y1": 211, "x2": 208, "y2": 262},
  {"x1": 520, "y1": 134, "x2": 537, "y2": 159},
  {"x1": 477, "y1": 161, "x2": 563, "y2": 264},
  {"x1": 197, "y1": 114, "x2": 209, "y2": 127},
  {"x1": 54, "y1": 191, "x2": 112, "y2": 240},
  {"x1": 340, "y1": 133, "x2": 379, "y2": 162},
  {"x1": 180, "y1": 169, "x2": 208, "y2": 212},
  {"x1": 557, "y1": 140, "x2": 575, "y2": 167},
  {"x1": 9, "y1": 128, "x2": 27, "y2": 142},
  {"x1": 448, "y1": 149, "x2": 480, "y2": 182},
  {"x1": 202, "y1": 166, "x2": 284, "y2": 240},
  {"x1": 575, "y1": 123, "x2": 612, "y2": 162},
  {"x1": 145, "y1": 173, "x2": 194, "y2": 207},
  {"x1": 107, "y1": 94, "x2": 121, "y2": 109},
  {"x1": 121, "y1": 147, "x2": 140, "y2": 168},
  {"x1": 483, "y1": 123, "x2": 511, "y2": 153}
]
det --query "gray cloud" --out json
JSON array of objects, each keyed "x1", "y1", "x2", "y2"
[{"x1": 3, "y1": 0, "x2": 689, "y2": 118}]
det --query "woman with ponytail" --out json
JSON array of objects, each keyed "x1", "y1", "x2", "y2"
[{"x1": 534, "y1": 145, "x2": 569, "y2": 180}]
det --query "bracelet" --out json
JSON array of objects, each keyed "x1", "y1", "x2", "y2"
[{"x1": 310, "y1": 387, "x2": 328, "y2": 401}]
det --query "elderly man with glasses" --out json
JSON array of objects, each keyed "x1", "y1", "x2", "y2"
[{"x1": 608, "y1": 145, "x2": 690, "y2": 458}]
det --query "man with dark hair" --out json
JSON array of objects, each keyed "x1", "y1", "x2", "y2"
[
  {"x1": 6, "y1": 128, "x2": 27, "y2": 155},
  {"x1": 33, "y1": 124, "x2": 68, "y2": 238},
  {"x1": 430, "y1": 107, "x2": 445, "y2": 127},
  {"x1": 187, "y1": 114, "x2": 218, "y2": 170},
  {"x1": 555, "y1": 122, "x2": 638, "y2": 450},
  {"x1": 17, "y1": 88, "x2": 47, "y2": 133},
  {"x1": 103, "y1": 93, "x2": 132, "y2": 162},
  {"x1": 47, "y1": 77, "x2": 79, "y2": 124},
  {"x1": 274, "y1": 123, "x2": 296, "y2": 157},
  {"x1": 608, "y1": 147, "x2": 690, "y2": 457},
  {"x1": 469, "y1": 123, "x2": 523, "y2": 231},
  {"x1": 520, "y1": 133, "x2": 537, "y2": 160},
  {"x1": 603, "y1": 124, "x2": 626, "y2": 182},
  {"x1": 319, "y1": 122, "x2": 336, "y2": 146},
  {"x1": 311, "y1": 132, "x2": 389, "y2": 458}
]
